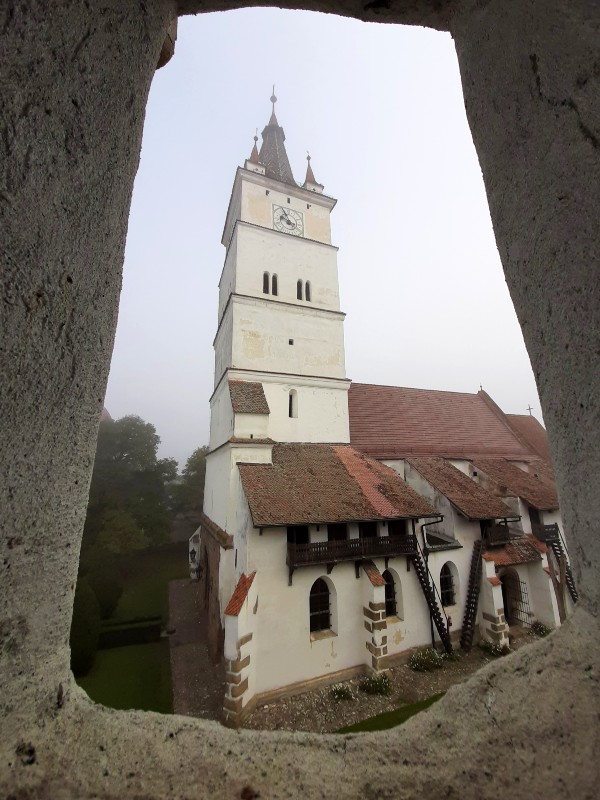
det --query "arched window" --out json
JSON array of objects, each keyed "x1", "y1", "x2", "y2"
[
  {"x1": 263, "y1": 272, "x2": 269, "y2": 294},
  {"x1": 309, "y1": 578, "x2": 330, "y2": 632},
  {"x1": 297, "y1": 279, "x2": 303, "y2": 300},
  {"x1": 271, "y1": 274, "x2": 278, "y2": 296},
  {"x1": 305, "y1": 280, "x2": 311, "y2": 302},
  {"x1": 440, "y1": 563, "x2": 456, "y2": 607},
  {"x1": 382, "y1": 570, "x2": 396, "y2": 617},
  {"x1": 288, "y1": 389, "x2": 298, "y2": 418}
]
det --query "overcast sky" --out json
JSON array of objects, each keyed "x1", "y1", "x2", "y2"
[{"x1": 104, "y1": 9, "x2": 541, "y2": 468}]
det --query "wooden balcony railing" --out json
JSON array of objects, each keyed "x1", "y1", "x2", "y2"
[
  {"x1": 531, "y1": 523, "x2": 560, "y2": 544},
  {"x1": 287, "y1": 534, "x2": 417, "y2": 569},
  {"x1": 485, "y1": 524, "x2": 525, "y2": 547}
]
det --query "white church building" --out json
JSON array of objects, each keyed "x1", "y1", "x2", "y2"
[{"x1": 191, "y1": 98, "x2": 576, "y2": 727}]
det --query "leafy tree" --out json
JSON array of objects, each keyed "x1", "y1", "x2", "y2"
[
  {"x1": 179, "y1": 446, "x2": 209, "y2": 511},
  {"x1": 95, "y1": 508, "x2": 147, "y2": 554},
  {"x1": 70, "y1": 578, "x2": 101, "y2": 676}
]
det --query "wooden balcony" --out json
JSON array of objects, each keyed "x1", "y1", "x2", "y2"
[
  {"x1": 485, "y1": 524, "x2": 525, "y2": 547},
  {"x1": 287, "y1": 534, "x2": 418, "y2": 570},
  {"x1": 531, "y1": 523, "x2": 560, "y2": 544}
]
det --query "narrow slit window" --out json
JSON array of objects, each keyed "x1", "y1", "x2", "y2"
[
  {"x1": 309, "y1": 579, "x2": 330, "y2": 633},
  {"x1": 263, "y1": 272, "x2": 270, "y2": 294},
  {"x1": 305, "y1": 281, "x2": 311, "y2": 302},
  {"x1": 289, "y1": 389, "x2": 298, "y2": 418},
  {"x1": 272, "y1": 274, "x2": 278, "y2": 296},
  {"x1": 297, "y1": 279, "x2": 303, "y2": 300}
]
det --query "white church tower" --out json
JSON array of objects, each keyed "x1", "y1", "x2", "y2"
[
  {"x1": 195, "y1": 96, "x2": 454, "y2": 727},
  {"x1": 208, "y1": 93, "x2": 350, "y2": 455}
]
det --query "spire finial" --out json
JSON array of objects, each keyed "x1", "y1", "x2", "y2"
[
  {"x1": 304, "y1": 150, "x2": 317, "y2": 186},
  {"x1": 249, "y1": 128, "x2": 260, "y2": 164},
  {"x1": 270, "y1": 85, "x2": 277, "y2": 114}
]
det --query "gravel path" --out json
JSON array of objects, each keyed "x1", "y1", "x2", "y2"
[
  {"x1": 242, "y1": 630, "x2": 536, "y2": 734},
  {"x1": 167, "y1": 578, "x2": 225, "y2": 720}
]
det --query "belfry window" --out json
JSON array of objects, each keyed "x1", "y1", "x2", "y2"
[
  {"x1": 309, "y1": 578, "x2": 331, "y2": 633},
  {"x1": 271, "y1": 274, "x2": 278, "y2": 296},
  {"x1": 297, "y1": 279, "x2": 303, "y2": 300},
  {"x1": 440, "y1": 563, "x2": 456, "y2": 607},
  {"x1": 263, "y1": 272, "x2": 269, "y2": 294},
  {"x1": 382, "y1": 570, "x2": 397, "y2": 617},
  {"x1": 305, "y1": 281, "x2": 311, "y2": 302},
  {"x1": 288, "y1": 389, "x2": 298, "y2": 419}
]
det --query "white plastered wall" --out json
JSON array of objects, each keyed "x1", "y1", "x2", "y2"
[
  {"x1": 233, "y1": 223, "x2": 340, "y2": 311},
  {"x1": 239, "y1": 173, "x2": 333, "y2": 246},
  {"x1": 228, "y1": 297, "x2": 346, "y2": 378},
  {"x1": 526, "y1": 558, "x2": 561, "y2": 628},
  {"x1": 208, "y1": 379, "x2": 234, "y2": 449},
  {"x1": 247, "y1": 528, "x2": 365, "y2": 695}
]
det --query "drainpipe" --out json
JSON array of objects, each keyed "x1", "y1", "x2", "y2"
[{"x1": 420, "y1": 517, "x2": 444, "y2": 650}]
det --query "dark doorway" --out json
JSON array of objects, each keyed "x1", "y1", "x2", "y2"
[
  {"x1": 500, "y1": 570, "x2": 531, "y2": 626},
  {"x1": 359, "y1": 521, "x2": 377, "y2": 539},
  {"x1": 287, "y1": 526, "x2": 309, "y2": 545},
  {"x1": 327, "y1": 523, "x2": 347, "y2": 542},
  {"x1": 388, "y1": 519, "x2": 406, "y2": 537}
]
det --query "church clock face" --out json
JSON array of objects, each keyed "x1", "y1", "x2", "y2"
[{"x1": 273, "y1": 205, "x2": 304, "y2": 236}]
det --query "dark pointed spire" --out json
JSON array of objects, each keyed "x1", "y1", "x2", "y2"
[
  {"x1": 258, "y1": 89, "x2": 296, "y2": 186},
  {"x1": 305, "y1": 153, "x2": 316, "y2": 185},
  {"x1": 249, "y1": 131, "x2": 259, "y2": 164}
]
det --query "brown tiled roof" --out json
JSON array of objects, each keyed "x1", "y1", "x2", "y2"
[
  {"x1": 229, "y1": 381, "x2": 270, "y2": 415},
  {"x1": 506, "y1": 415, "x2": 552, "y2": 462},
  {"x1": 348, "y1": 384, "x2": 534, "y2": 460},
  {"x1": 238, "y1": 444, "x2": 437, "y2": 527},
  {"x1": 224, "y1": 572, "x2": 256, "y2": 616},
  {"x1": 483, "y1": 538, "x2": 542, "y2": 567},
  {"x1": 199, "y1": 512, "x2": 233, "y2": 550},
  {"x1": 362, "y1": 561, "x2": 385, "y2": 587},
  {"x1": 472, "y1": 458, "x2": 558, "y2": 510},
  {"x1": 258, "y1": 111, "x2": 297, "y2": 186},
  {"x1": 408, "y1": 457, "x2": 513, "y2": 520}
]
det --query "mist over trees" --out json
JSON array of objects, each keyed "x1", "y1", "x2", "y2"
[{"x1": 71, "y1": 414, "x2": 208, "y2": 675}]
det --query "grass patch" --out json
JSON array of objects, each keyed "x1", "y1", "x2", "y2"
[
  {"x1": 337, "y1": 693, "x2": 445, "y2": 733},
  {"x1": 115, "y1": 544, "x2": 188, "y2": 623},
  {"x1": 78, "y1": 640, "x2": 173, "y2": 713}
]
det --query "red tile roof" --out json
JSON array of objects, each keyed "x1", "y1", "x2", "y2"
[
  {"x1": 348, "y1": 384, "x2": 534, "y2": 460},
  {"x1": 407, "y1": 457, "x2": 513, "y2": 520},
  {"x1": 483, "y1": 539, "x2": 543, "y2": 567},
  {"x1": 199, "y1": 512, "x2": 234, "y2": 550},
  {"x1": 224, "y1": 572, "x2": 256, "y2": 616},
  {"x1": 506, "y1": 415, "x2": 552, "y2": 462},
  {"x1": 472, "y1": 458, "x2": 558, "y2": 510},
  {"x1": 238, "y1": 444, "x2": 437, "y2": 527},
  {"x1": 362, "y1": 561, "x2": 385, "y2": 587},
  {"x1": 229, "y1": 381, "x2": 270, "y2": 415}
]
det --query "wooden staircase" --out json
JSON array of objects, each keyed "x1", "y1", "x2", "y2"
[
  {"x1": 409, "y1": 550, "x2": 453, "y2": 654},
  {"x1": 460, "y1": 539, "x2": 484, "y2": 651},
  {"x1": 541, "y1": 523, "x2": 578, "y2": 603}
]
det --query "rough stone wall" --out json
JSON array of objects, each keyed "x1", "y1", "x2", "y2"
[
  {"x1": 198, "y1": 528, "x2": 225, "y2": 661},
  {"x1": 1, "y1": 1, "x2": 599, "y2": 798}
]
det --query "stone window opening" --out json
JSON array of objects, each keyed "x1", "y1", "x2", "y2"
[
  {"x1": 263, "y1": 271, "x2": 270, "y2": 294},
  {"x1": 440, "y1": 562, "x2": 456, "y2": 607},
  {"x1": 271, "y1": 273, "x2": 278, "y2": 296},
  {"x1": 309, "y1": 578, "x2": 331, "y2": 633},
  {"x1": 382, "y1": 570, "x2": 397, "y2": 617},
  {"x1": 305, "y1": 280, "x2": 311, "y2": 302},
  {"x1": 289, "y1": 389, "x2": 298, "y2": 418},
  {"x1": 297, "y1": 279, "x2": 303, "y2": 300}
]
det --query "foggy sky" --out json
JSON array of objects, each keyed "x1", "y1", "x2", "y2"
[{"x1": 104, "y1": 10, "x2": 541, "y2": 468}]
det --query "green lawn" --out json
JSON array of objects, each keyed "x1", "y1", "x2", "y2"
[
  {"x1": 114, "y1": 544, "x2": 188, "y2": 623},
  {"x1": 337, "y1": 693, "x2": 445, "y2": 733},
  {"x1": 78, "y1": 640, "x2": 173, "y2": 714},
  {"x1": 75, "y1": 543, "x2": 187, "y2": 713}
]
